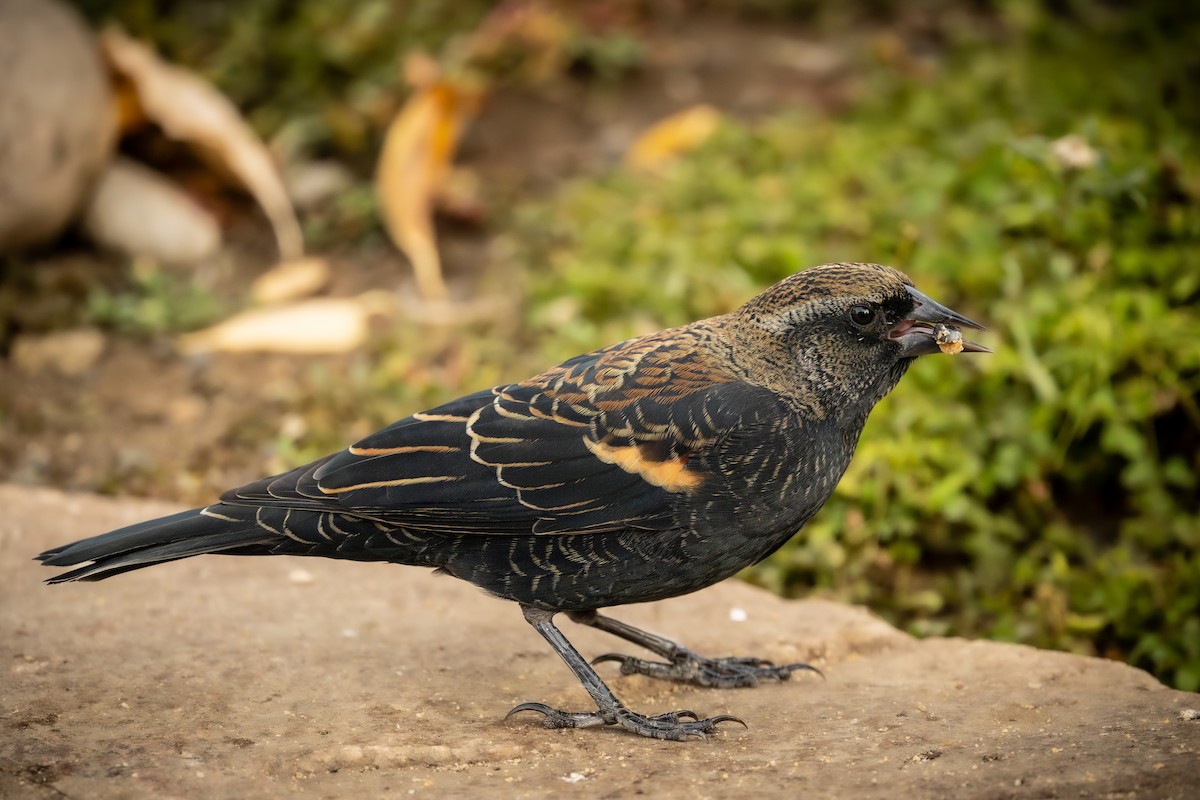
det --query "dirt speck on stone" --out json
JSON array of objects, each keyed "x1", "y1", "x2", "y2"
[{"x1": 2, "y1": 485, "x2": 1199, "y2": 799}]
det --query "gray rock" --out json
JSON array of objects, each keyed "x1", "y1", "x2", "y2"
[{"x1": 0, "y1": 0, "x2": 116, "y2": 252}]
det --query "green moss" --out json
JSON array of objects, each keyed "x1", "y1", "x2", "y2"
[{"x1": 504, "y1": 3, "x2": 1200, "y2": 689}]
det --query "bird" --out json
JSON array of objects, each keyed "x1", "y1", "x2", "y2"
[{"x1": 37, "y1": 262, "x2": 987, "y2": 740}]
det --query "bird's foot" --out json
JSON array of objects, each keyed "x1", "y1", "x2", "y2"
[
  {"x1": 506, "y1": 702, "x2": 744, "y2": 741},
  {"x1": 592, "y1": 649, "x2": 821, "y2": 688}
]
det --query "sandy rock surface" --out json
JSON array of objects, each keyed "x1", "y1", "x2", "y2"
[{"x1": 2, "y1": 485, "x2": 1197, "y2": 799}]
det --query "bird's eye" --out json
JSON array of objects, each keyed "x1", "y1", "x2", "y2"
[{"x1": 849, "y1": 305, "x2": 876, "y2": 327}]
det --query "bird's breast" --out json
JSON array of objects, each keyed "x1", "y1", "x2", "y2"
[{"x1": 686, "y1": 411, "x2": 858, "y2": 546}]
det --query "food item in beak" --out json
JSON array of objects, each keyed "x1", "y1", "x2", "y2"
[{"x1": 935, "y1": 323, "x2": 964, "y2": 355}]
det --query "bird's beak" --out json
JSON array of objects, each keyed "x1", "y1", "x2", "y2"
[{"x1": 888, "y1": 285, "x2": 990, "y2": 357}]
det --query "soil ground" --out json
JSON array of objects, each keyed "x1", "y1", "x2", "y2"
[{"x1": 3, "y1": 486, "x2": 1199, "y2": 799}]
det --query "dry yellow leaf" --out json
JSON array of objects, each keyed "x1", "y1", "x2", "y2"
[
  {"x1": 375, "y1": 72, "x2": 481, "y2": 301},
  {"x1": 178, "y1": 294, "x2": 392, "y2": 355},
  {"x1": 251, "y1": 257, "x2": 332, "y2": 306},
  {"x1": 101, "y1": 26, "x2": 303, "y2": 261},
  {"x1": 625, "y1": 104, "x2": 722, "y2": 172}
]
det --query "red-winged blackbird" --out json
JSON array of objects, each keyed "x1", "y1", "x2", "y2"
[{"x1": 38, "y1": 262, "x2": 987, "y2": 740}]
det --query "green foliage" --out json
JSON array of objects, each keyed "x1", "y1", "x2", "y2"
[
  {"x1": 505, "y1": 4, "x2": 1200, "y2": 688},
  {"x1": 68, "y1": 0, "x2": 1199, "y2": 690},
  {"x1": 86, "y1": 259, "x2": 225, "y2": 336}
]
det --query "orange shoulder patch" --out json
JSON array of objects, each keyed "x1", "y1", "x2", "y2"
[{"x1": 583, "y1": 439, "x2": 702, "y2": 493}]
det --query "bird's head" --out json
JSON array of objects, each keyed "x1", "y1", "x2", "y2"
[{"x1": 729, "y1": 262, "x2": 987, "y2": 418}]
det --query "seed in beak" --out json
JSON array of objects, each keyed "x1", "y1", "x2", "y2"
[{"x1": 934, "y1": 323, "x2": 964, "y2": 355}]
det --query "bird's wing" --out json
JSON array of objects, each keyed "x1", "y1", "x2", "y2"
[{"x1": 222, "y1": 329, "x2": 771, "y2": 535}]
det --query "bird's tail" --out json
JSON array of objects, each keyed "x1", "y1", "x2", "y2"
[{"x1": 35, "y1": 504, "x2": 279, "y2": 583}]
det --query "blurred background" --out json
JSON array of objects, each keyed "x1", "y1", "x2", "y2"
[{"x1": 0, "y1": 0, "x2": 1196, "y2": 690}]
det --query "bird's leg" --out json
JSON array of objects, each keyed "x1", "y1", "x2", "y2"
[
  {"x1": 569, "y1": 610, "x2": 821, "y2": 689},
  {"x1": 506, "y1": 605, "x2": 744, "y2": 741}
]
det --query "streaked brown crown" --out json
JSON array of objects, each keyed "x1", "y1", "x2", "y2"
[{"x1": 735, "y1": 262, "x2": 913, "y2": 333}]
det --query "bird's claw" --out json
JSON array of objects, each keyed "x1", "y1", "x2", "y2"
[
  {"x1": 506, "y1": 702, "x2": 612, "y2": 729},
  {"x1": 592, "y1": 650, "x2": 822, "y2": 688},
  {"x1": 506, "y1": 702, "x2": 744, "y2": 740}
]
